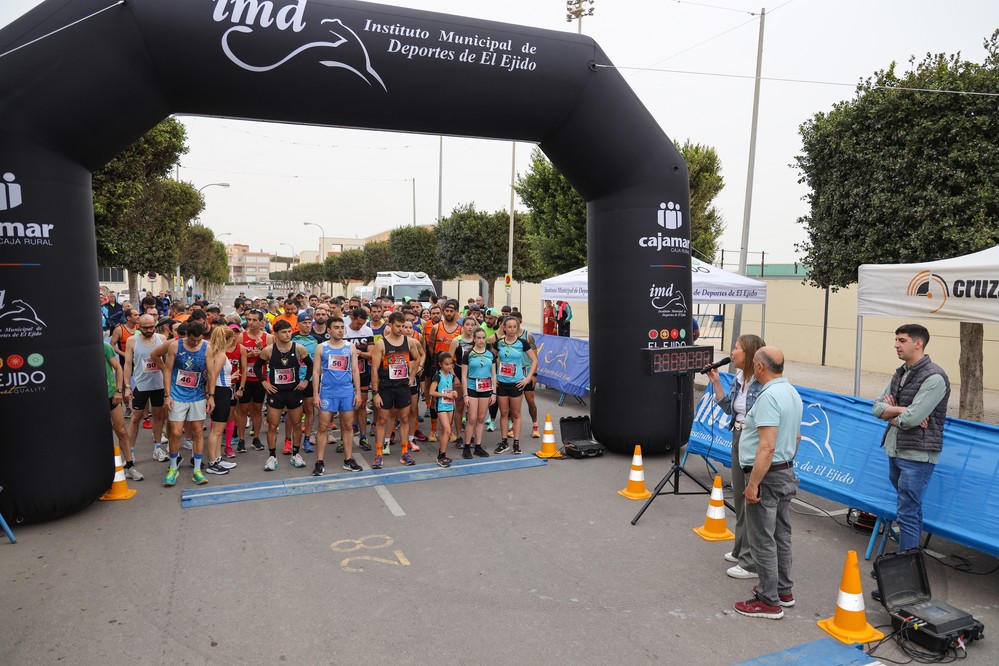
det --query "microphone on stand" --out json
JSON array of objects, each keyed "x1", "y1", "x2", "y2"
[{"x1": 699, "y1": 356, "x2": 731, "y2": 375}]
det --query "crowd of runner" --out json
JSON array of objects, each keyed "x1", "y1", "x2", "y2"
[{"x1": 100, "y1": 289, "x2": 542, "y2": 487}]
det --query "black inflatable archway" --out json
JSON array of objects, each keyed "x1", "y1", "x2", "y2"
[{"x1": 0, "y1": 0, "x2": 691, "y2": 522}]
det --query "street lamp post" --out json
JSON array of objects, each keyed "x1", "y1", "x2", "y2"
[
  {"x1": 303, "y1": 222, "x2": 326, "y2": 262},
  {"x1": 566, "y1": 0, "x2": 595, "y2": 33}
]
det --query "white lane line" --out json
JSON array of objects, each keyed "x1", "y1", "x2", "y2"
[{"x1": 354, "y1": 453, "x2": 406, "y2": 517}]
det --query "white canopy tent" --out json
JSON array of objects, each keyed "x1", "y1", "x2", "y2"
[
  {"x1": 540, "y1": 259, "x2": 768, "y2": 334},
  {"x1": 854, "y1": 245, "x2": 999, "y2": 394}
]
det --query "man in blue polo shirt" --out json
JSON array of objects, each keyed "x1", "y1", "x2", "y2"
[{"x1": 734, "y1": 346, "x2": 802, "y2": 620}]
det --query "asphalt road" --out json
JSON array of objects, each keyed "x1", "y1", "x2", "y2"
[{"x1": 3, "y1": 384, "x2": 996, "y2": 665}]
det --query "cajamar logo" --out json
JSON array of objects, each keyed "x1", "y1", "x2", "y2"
[{"x1": 906, "y1": 271, "x2": 949, "y2": 314}]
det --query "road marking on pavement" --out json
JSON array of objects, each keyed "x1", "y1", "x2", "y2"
[
  {"x1": 179, "y1": 455, "x2": 546, "y2": 508},
  {"x1": 330, "y1": 534, "x2": 411, "y2": 572},
  {"x1": 355, "y1": 454, "x2": 406, "y2": 517}
]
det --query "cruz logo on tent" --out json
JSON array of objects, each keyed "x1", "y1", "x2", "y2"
[
  {"x1": 213, "y1": 1, "x2": 387, "y2": 91},
  {"x1": 907, "y1": 271, "x2": 949, "y2": 314}
]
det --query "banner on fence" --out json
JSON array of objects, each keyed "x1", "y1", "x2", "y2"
[{"x1": 534, "y1": 333, "x2": 589, "y2": 397}]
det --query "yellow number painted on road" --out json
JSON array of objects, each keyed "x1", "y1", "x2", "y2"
[{"x1": 331, "y1": 535, "x2": 410, "y2": 572}]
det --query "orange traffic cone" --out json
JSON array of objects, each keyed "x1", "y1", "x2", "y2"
[
  {"x1": 99, "y1": 444, "x2": 137, "y2": 501},
  {"x1": 692, "y1": 475, "x2": 734, "y2": 541},
  {"x1": 535, "y1": 414, "x2": 562, "y2": 459},
  {"x1": 617, "y1": 446, "x2": 652, "y2": 500},
  {"x1": 817, "y1": 550, "x2": 884, "y2": 644}
]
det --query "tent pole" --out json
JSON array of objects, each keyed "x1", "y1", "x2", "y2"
[
  {"x1": 760, "y1": 303, "x2": 766, "y2": 340},
  {"x1": 854, "y1": 315, "x2": 863, "y2": 397}
]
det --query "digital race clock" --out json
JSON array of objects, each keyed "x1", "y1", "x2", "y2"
[{"x1": 640, "y1": 346, "x2": 715, "y2": 375}]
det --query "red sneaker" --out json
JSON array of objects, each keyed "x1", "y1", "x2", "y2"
[
  {"x1": 142, "y1": 419, "x2": 152, "y2": 430},
  {"x1": 734, "y1": 597, "x2": 784, "y2": 619},
  {"x1": 752, "y1": 585, "x2": 795, "y2": 607},
  {"x1": 283, "y1": 439, "x2": 292, "y2": 455}
]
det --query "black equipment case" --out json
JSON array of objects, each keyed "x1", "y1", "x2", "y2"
[
  {"x1": 873, "y1": 550, "x2": 984, "y2": 652},
  {"x1": 558, "y1": 416, "x2": 603, "y2": 458}
]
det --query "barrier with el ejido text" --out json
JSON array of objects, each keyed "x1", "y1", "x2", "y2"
[{"x1": 534, "y1": 333, "x2": 589, "y2": 397}]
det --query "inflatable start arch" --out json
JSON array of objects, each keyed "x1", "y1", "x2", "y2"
[{"x1": 0, "y1": 0, "x2": 691, "y2": 522}]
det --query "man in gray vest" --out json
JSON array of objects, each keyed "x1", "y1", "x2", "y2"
[{"x1": 873, "y1": 323, "x2": 951, "y2": 554}]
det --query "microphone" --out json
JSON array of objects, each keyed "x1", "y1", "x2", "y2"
[{"x1": 699, "y1": 356, "x2": 731, "y2": 375}]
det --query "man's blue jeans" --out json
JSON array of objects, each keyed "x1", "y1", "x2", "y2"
[{"x1": 888, "y1": 456, "x2": 935, "y2": 552}]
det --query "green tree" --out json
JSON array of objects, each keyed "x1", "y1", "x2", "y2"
[
  {"x1": 795, "y1": 33, "x2": 999, "y2": 419},
  {"x1": 515, "y1": 147, "x2": 587, "y2": 277},
  {"x1": 293, "y1": 262, "x2": 326, "y2": 293},
  {"x1": 324, "y1": 248, "x2": 366, "y2": 293},
  {"x1": 676, "y1": 139, "x2": 725, "y2": 262},
  {"x1": 363, "y1": 240, "x2": 392, "y2": 283},
  {"x1": 436, "y1": 204, "x2": 535, "y2": 306},
  {"x1": 389, "y1": 226, "x2": 449, "y2": 279},
  {"x1": 179, "y1": 224, "x2": 228, "y2": 295},
  {"x1": 93, "y1": 118, "x2": 203, "y2": 297}
]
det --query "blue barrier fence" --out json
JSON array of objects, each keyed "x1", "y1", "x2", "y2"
[
  {"x1": 534, "y1": 333, "x2": 589, "y2": 397},
  {"x1": 688, "y1": 373, "x2": 999, "y2": 558}
]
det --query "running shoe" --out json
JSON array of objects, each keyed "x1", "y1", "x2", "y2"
[
  {"x1": 153, "y1": 448, "x2": 169, "y2": 462},
  {"x1": 218, "y1": 458, "x2": 237, "y2": 470},
  {"x1": 342, "y1": 458, "x2": 362, "y2": 472},
  {"x1": 236, "y1": 439, "x2": 247, "y2": 453},
  {"x1": 428, "y1": 431, "x2": 437, "y2": 442},
  {"x1": 400, "y1": 452, "x2": 416, "y2": 466},
  {"x1": 414, "y1": 430, "x2": 428, "y2": 442},
  {"x1": 283, "y1": 439, "x2": 292, "y2": 455},
  {"x1": 125, "y1": 466, "x2": 144, "y2": 481},
  {"x1": 733, "y1": 597, "x2": 784, "y2": 620},
  {"x1": 485, "y1": 419, "x2": 496, "y2": 432},
  {"x1": 352, "y1": 423, "x2": 359, "y2": 434},
  {"x1": 192, "y1": 469, "x2": 208, "y2": 485},
  {"x1": 358, "y1": 438, "x2": 371, "y2": 451},
  {"x1": 417, "y1": 413, "x2": 424, "y2": 423},
  {"x1": 290, "y1": 453, "x2": 306, "y2": 468},
  {"x1": 164, "y1": 466, "x2": 179, "y2": 486},
  {"x1": 493, "y1": 442, "x2": 509, "y2": 455},
  {"x1": 456, "y1": 436, "x2": 465, "y2": 446},
  {"x1": 424, "y1": 408, "x2": 431, "y2": 417},
  {"x1": 183, "y1": 438, "x2": 194, "y2": 450},
  {"x1": 383, "y1": 442, "x2": 391, "y2": 455},
  {"x1": 512, "y1": 443, "x2": 521, "y2": 455},
  {"x1": 264, "y1": 455, "x2": 278, "y2": 471},
  {"x1": 752, "y1": 585, "x2": 795, "y2": 607},
  {"x1": 224, "y1": 445, "x2": 236, "y2": 459},
  {"x1": 330, "y1": 421, "x2": 337, "y2": 431},
  {"x1": 507, "y1": 429, "x2": 515, "y2": 438},
  {"x1": 462, "y1": 445, "x2": 473, "y2": 459},
  {"x1": 302, "y1": 438, "x2": 315, "y2": 453},
  {"x1": 142, "y1": 418, "x2": 152, "y2": 430},
  {"x1": 473, "y1": 445, "x2": 490, "y2": 458},
  {"x1": 450, "y1": 433, "x2": 457, "y2": 443},
  {"x1": 531, "y1": 424, "x2": 540, "y2": 438},
  {"x1": 372, "y1": 454, "x2": 383, "y2": 469},
  {"x1": 335, "y1": 440, "x2": 344, "y2": 454},
  {"x1": 205, "y1": 461, "x2": 229, "y2": 475},
  {"x1": 313, "y1": 460, "x2": 325, "y2": 476},
  {"x1": 409, "y1": 440, "x2": 421, "y2": 452},
  {"x1": 252, "y1": 437, "x2": 265, "y2": 451},
  {"x1": 436, "y1": 454, "x2": 451, "y2": 468}
]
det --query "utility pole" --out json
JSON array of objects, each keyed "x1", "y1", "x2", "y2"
[
  {"x1": 730, "y1": 7, "x2": 765, "y2": 351},
  {"x1": 437, "y1": 136, "x2": 443, "y2": 223}
]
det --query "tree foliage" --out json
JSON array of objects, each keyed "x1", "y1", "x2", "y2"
[
  {"x1": 363, "y1": 240, "x2": 392, "y2": 283},
  {"x1": 515, "y1": 147, "x2": 588, "y2": 278},
  {"x1": 179, "y1": 224, "x2": 228, "y2": 292},
  {"x1": 795, "y1": 32, "x2": 999, "y2": 419},
  {"x1": 324, "y1": 248, "x2": 366, "y2": 292},
  {"x1": 516, "y1": 144, "x2": 725, "y2": 276},
  {"x1": 93, "y1": 118, "x2": 203, "y2": 290},
  {"x1": 436, "y1": 203, "x2": 537, "y2": 305},
  {"x1": 796, "y1": 34, "x2": 999, "y2": 289},
  {"x1": 676, "y1": 139, "x2": 726, "y2": 262},
  {"x1": 389, "y1": 226, "x2": 449, "y2": 279}
]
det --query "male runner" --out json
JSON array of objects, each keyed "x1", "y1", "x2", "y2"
[
  {"x1": 344, "y1": 307, "x2": 374, "y2": 453},
  {"x1": 123, "y1": 314, "x2": 168, "y2": 461},
  {"x1": 153, "y1": 321, "x2": 213, "y2": 486},
  {"x1": 312, "y1": 316, "x2": 363, "y2": 475},
  {"x1": 425, "y1": 299, "x2": 462, "y2": 441},
  {"x1": 109, "y1": 306, "x2": 139, "y2": 359},
  {"x1": 255, "y1": 319, "x2": 313, "y2": 471},
  {"x1": 370, "y1": 311, "x2": 422, "y2": 468},
  {"x1": 292, "y1": 311, "x2": 319, "y2": 453},
  {"x1": 238, "y1": 309, "x2": 271, "y2": 452}
]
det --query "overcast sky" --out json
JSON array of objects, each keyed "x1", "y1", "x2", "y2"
[{"x1": 3, "y1": 0, "x2": 996, "y2": 268}]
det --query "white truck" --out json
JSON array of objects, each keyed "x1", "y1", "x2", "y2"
[{"x1": 373, "y1": 271, "x2": 437, "y2": 309}]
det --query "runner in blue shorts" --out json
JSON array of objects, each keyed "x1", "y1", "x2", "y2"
[{"x1": 313, "y1": 316, "x2": 363, "y2": 476}]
